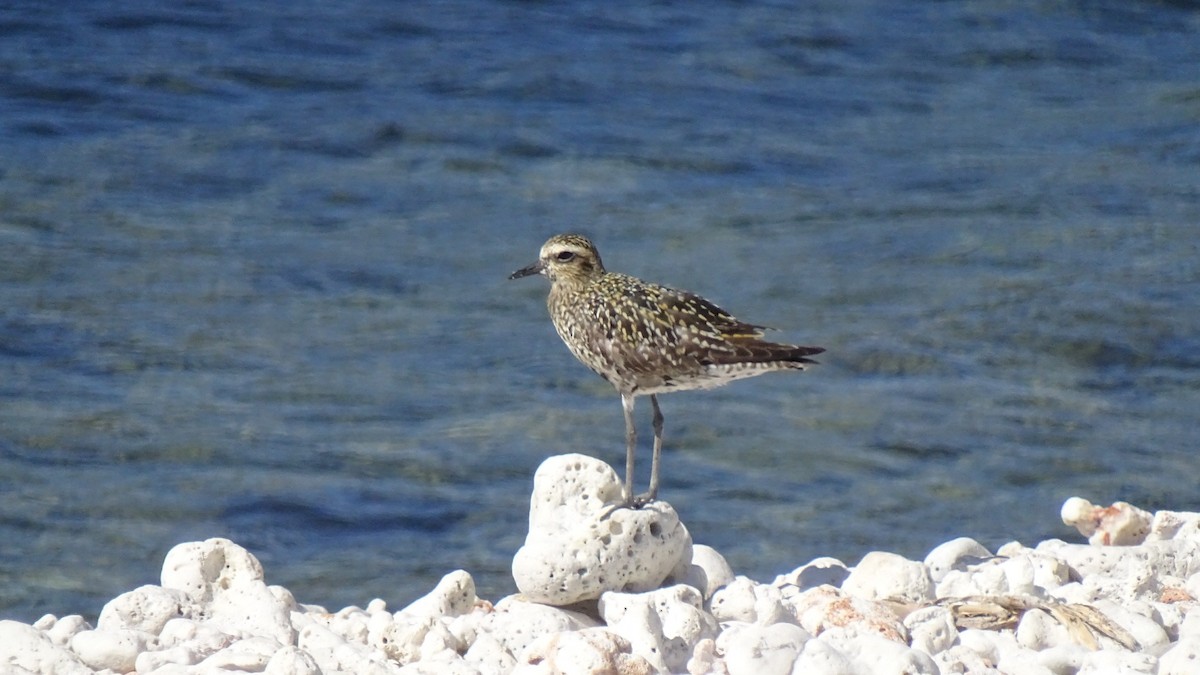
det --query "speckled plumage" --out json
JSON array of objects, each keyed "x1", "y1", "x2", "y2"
[{"x1": 510, "y1": 233, "x2": 824, "y2": 506}]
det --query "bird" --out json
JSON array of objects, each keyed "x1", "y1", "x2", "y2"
[{"x1": 509, "y1": 233, "x2": 824, "y2": 507}]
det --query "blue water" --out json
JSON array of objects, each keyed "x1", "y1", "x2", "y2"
[{"x1": 2, "y1": 1, "x2": 1198, "y2": 622}]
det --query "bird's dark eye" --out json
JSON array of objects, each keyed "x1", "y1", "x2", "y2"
[{"x1": 556, "y1": 251, "x2": 576, "y2": 262}]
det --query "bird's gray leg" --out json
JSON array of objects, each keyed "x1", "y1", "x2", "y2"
[
  {"x1": 621, "y1": 393, "x2": 637, "y2": 506},
  {"x1": 642, "y1": 394, "x2": 664, "y2": 503}
]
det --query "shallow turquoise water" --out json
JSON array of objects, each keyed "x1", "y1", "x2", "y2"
[{"x1": 1, "y1": 1, "x2": 1198, "y2": 621}]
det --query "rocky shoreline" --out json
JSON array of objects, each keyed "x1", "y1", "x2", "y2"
[{"x1": 3, "y1": 454, "x2": 1198, "y2": 674}]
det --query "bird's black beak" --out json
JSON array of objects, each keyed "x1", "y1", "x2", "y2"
[{"x1": 508, "y1": 260, "x2": 544, "y2": 280}]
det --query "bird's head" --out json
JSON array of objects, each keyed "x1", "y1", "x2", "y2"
[{"x1": 509, "y1": 233, "x2": 605, "y2": 285}]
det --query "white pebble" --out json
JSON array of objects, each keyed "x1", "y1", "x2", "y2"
[
  {"x1": 269, "y1": 584, "x2": 299, "y2": 610},
  {"x1": 69, "y1": 627, "x2": 156, "y2": 673},
  {"x1": 773, "y1": 557, "x2": 850, "y2": 592},
  {"x1": 327, "y1": 605, "x2": 371, "y2": 644},
  {"x1": 903, "y1": 606, "x2": 957, "y2": 656},
  {"x1": 0, "y1": 620, "x2": 92, "y2": 675},
  {"x1": 710, "y1": 576, "x2": 792, "y2": 625},
  {"x1": 1016, "y1": 607, "x2": 1073, "y2": 651},
  {"x1": 997, "y1": 648, "x2": 1061, "y2": 675},
  {"x1": 819, "y1": 629, "x2": 939, "y2": 675},
  {"x1": 374, "y1": 615, "x2": 434, "y2": 664},
  {"x1": 1175, "y1": 601, "x2": 1200, "y2": 641},
  {"x1": 264, "y1": 645, "x2": 322, "y2": 675},
  {"x1": 717, "y1": 622, "x2": 810, "y2": 675},
  {"x1": 1061, "y1": 498, "x2": 1153, "y2": 546},
  {"x1": 933, "y1": 644, "x2": 998, "y2": 674},
  {"x1": 513, "y1": 627, "x2": 652, "y2": 675},
  {"x1": 924, "y1": 537, "x2": 992, "y2": 582},
  {"x1": 32, "y1": 614, "x2": 56, "y2": 631},
  {"x1": 600, "y1": 584, "x2": 718, "y2": 673},
  {"x1": 842, "y1": 551, "x2": 934, "y2": 605},
  {"x1": 1148, "y1": 509, "x2": 1200, "y2": 542},
  {"x1": 482, "y1": 594, "x2": 599, "y2": 660},
  {"x1": 956, "y1": 627, "x2": 1004, "y2": 662},
  {"x1": 1159, "y1": 637, "x2": 1200, "y2": 675},
  {"x1": 1078, "y1": 649, "x2": 1157, "y2": 674},
  {"x1": 97, "y1": 584, "x2": 188, "y2": 634},
  {"x1": 198, "y1": 635, "x2": 282, "y2": 670},
  {"x1": 1027, "y1": 550, "x2": 1073, "y2": 593},
  {"x1": 397, "y1": 570, "x2": 478, "y2": 619},
  {"x1": 787, "y1": 585, "x2": 907, "y2": 643},
  {"x1": 135, "y1": 644, "x2": 201, "y2": 672},
  {"x1": 687, "y1": 544, "x2": 736, "y2": 599},
  {"x1": 792, "y1": 638, "x2": 856, "y2": 675},
  {"x1": 157, "y1": 617, "x2": 235, "y2": 654},
  {"x1": 296, "y1": 617, "x2": 391, "y2": 674},
  {"x1": 1091, "y1": 598, "x2": 1169, "y2": 651},
  {"x1": 1061, "y1": 497, "x2": 1098, "y2": 532},
  {"x1": 44, "y1": 614, "x2": 91, "y2": 646},
  {"x1": 1035, "y1": 645, "x2": 1087, "y2": 675},
  {"x1": 463, "y1": 631, "x2": 517, "y2": 673},
  {"x1": 935, "y1": 561, "x2": 1007, "y2": 598}
]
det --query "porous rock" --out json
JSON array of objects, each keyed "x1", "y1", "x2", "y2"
[
  {"x1": 1037, "y1": 537, "x2": 1200, "y2": 603},
  {"x1": 482, "y1": 594, "x2": 599, "y2": 661},
  {"x1": 295, "y1": 614, "x2": 395, "y2": 674},
  {"x1": 786, "y1": 585, "x2": 907, "y2": 643},
  {"x1": 904, "y1": 605, "x2": 957, "y2": 656},
  {"x1": 513, "y1": 627, "x2": 654, "y2": 675},
  {"x1": 934, "y1": 548, "x2": 1069, "y2": 600},
  {"x1": 1062, "y1": 497, "x2": 1153, "y2": 546},
  {"x1": 464, "y1": 631, "x2": 518, "y2": 673},
  {"x1": 158, "y1": 616, "x2": 235, "y2": 654},
  {"x1": 160, "y1": 537, "x2": 297, "y2": 645},
  {"x1": 97, "y1": 584, "x2": 189, "y2": 634},
  {"x1": 709, "y1": 576, "x2": 794, "y2": 626},
  {"x1": 600, "y1": 583, "x2": 719, "y2": 673},
  {"x1": 512, "y1": 454, "x2": 692, "y2": 606},
  {"x1": 1147, "y1": 509, "x2": 1200, "y2": 543}
]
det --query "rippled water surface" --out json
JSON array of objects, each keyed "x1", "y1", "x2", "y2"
[{"x1": 2, "y1": 1, "x2": 1199, "y2": 621}]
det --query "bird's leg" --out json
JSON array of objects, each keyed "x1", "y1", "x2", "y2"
[
  {"x1": 630, "y1": 395, "x2": 663, "y2": 507},
  {"x1": 621, "y1": 393, "x2": 637, "y2": 506},
  {"x1": 642, "y1": 395, "x2": 664, "y2": 504}
]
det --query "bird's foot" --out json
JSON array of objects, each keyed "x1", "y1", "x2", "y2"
[{"x1": 628, "y1": 492, "x2": 657, "y2": 509}]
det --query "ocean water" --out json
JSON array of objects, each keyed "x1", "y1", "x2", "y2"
[{"x1": 1, "y1": 0, "x2": 1198, "y2": 622}]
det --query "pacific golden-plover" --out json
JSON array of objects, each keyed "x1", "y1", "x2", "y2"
[{"x1": 510, "y1": 233, "x2": 824, "y2": 507}]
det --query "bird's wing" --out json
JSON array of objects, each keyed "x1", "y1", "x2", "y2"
[
  {"x1": 654, "y1": 287, "x2": 767, "y2": 339},
  {"x1": 654, "y1": 286, "x2": 823, "y2": 366}
]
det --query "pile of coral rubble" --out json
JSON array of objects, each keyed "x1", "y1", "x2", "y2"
[{"x1": 4, "y1": 454, "x2": 1199, "y2": 674}]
